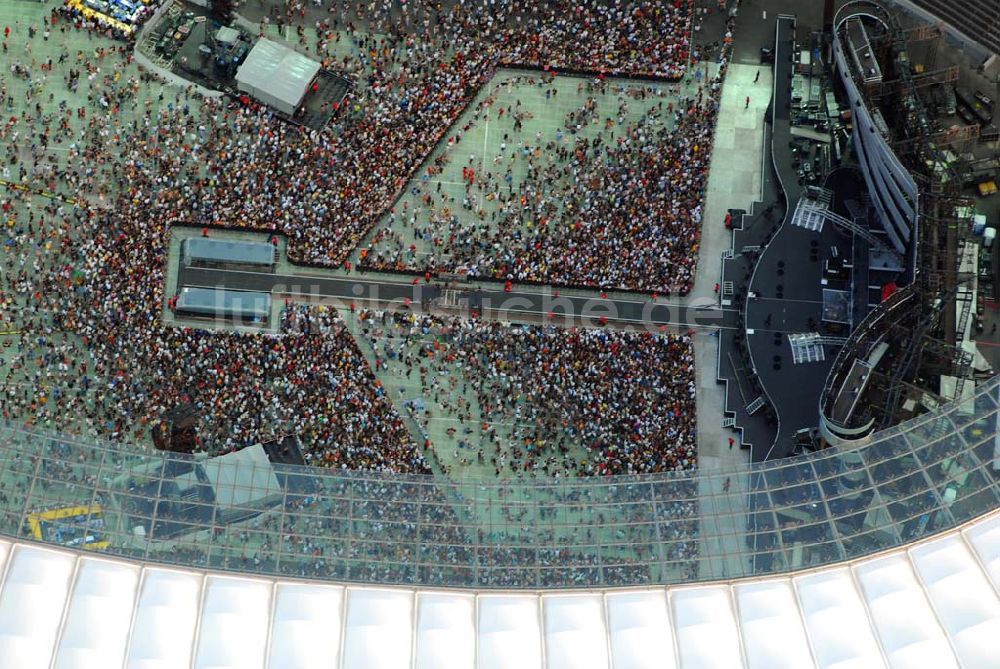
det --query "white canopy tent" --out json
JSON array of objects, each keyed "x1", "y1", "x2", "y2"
[
  {"x1": 199, "y1": 444, "x2": 282, "y2": 509},
  {"x1": 235, "y1": 39, "x2": 320, "y2": 116}
]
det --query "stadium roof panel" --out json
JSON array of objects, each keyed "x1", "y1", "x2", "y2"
[{"x1": 1, "y1": 512, "x2": 1000, "y2": 668}]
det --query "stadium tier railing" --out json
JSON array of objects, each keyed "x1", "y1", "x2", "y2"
[{"x1": 1, "y1": 375, "x2": 998, "y2": 588}]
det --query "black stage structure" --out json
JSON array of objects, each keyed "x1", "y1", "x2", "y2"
[{"x1": 719, "y1": 1, "x2": 979, "y2": 461}]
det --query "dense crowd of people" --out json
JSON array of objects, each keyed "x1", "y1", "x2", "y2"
[
  {"x1": 2, "y1": 273, "x2": 428, "y2": 469},
  {"x1": 149, "y1": 0, "x2": 709, "y2": 293},
  {"x1": 0, "y1": 0, "x2": 741, "y2": 585},
  {"x1": 0, "y1": 0, "x2": 723, "y2": 463},
  {"x1": 354, "y1": 309, "x2": 697, "y2": 476},
  {"x1": 56, "y1": 1, "x2": 154, "y2": 41},
  {"x1": 261, "y1": 0, "x2": 693, "y2": 78},
  {"x1": 361, "y1": 73, "x2": 712, "y2": 292}
]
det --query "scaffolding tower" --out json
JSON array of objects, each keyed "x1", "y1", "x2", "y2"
[{"x1": 823, "y1": 0, "x2": 978, "y2": 433}]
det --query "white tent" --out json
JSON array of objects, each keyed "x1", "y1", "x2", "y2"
[
  {"x1": 200, "y1": 444, "x2": 282, "y2": 509},
  {"x1": 235, "y1": 39, "x2": 320, "y2": 116}
]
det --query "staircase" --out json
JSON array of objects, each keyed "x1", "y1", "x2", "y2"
[
  {"x1": 745, "y1": 396, "x2": 767, "y2": 415},
  {"x1": 787, "y1": 333, "x2": 846, "y2": 364},
  {"x1": 788, "y1": 333, "x2": 826, "y2": 364},
  {"x1": 790, "y1": 188, "x2": 833, "y2": 231}
]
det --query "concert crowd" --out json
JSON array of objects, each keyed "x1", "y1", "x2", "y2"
[
  {"x1": 0, "y1": 0, "x2": 745, "y2": 589},
  {"x1": 0, "y1": 0, "x2": 729, "y2": 472},
  {"x1": 164, "y1": 0, "x2": 708, "y2": 293},
  {"x1": 353, "y1": 309, "x2": 697, "y2": 477}
]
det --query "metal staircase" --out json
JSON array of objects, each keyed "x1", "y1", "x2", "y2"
[
  {"x1": 788, "y1": 333, "x2": 827, "y2": 364},
  {"x1": 790, "y1": 188, "x2": 834, "y2": 231},
  {"x1": 787, "y1": 333, "x2": 849, "y2": 364}
]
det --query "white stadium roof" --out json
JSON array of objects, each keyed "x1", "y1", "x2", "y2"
[{"x1": 3, "y1": 510, "x2": 1000, "y2": 668}]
